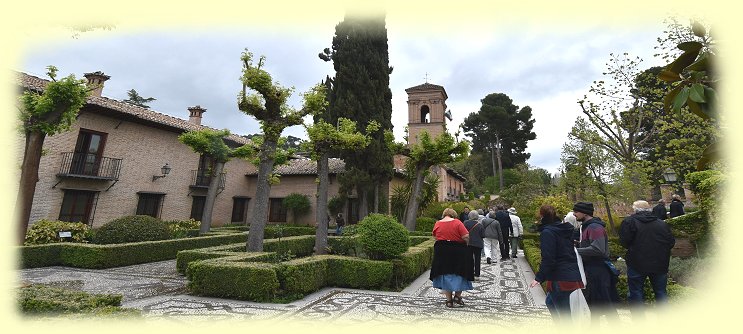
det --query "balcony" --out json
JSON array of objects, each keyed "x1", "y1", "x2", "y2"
[
  {"x1": 56, "y1": 152, "x2": 122, "y2": 181},
  {"x1": 190, "y1": 170, "x2": 226, "y2": 191}
]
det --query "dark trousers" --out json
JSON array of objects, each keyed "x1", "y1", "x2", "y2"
[
  {"x1": 545, "y1": 281, "x2": 574, "y2": 322},
  {"x1": 627, "y1": 266, "x2": 668, "y2": 304},
  {"x1": 467, "y1": 246, "x2": 482, "y2": 276},
  {"x1": 499, "y1": 228, "x2": 510, "y2": 259},
  {"x1": 584, "y1": 262, "x2": 618, "y2": 321}
]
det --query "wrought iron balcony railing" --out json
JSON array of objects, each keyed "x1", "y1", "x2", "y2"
[
  {"x1": 56, "y1": 152, "x2": 122, "y2": 180},
  {"x1": 190, "y1": 170, "x2": 226, "y2": 190}
]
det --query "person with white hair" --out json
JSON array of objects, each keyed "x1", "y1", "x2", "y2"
[
  {"x1": 507, "y1": 207, "x2": 523, "y2": 258},
  {"x1": 669, "y1": 194, "x2": 685, "y2": 218},
  {"x1": 563, "y1": 211, "x2": 580, "y2": 242},
  {"x1": 619, "y1": 200, "x2": 676, "y2": 314}
]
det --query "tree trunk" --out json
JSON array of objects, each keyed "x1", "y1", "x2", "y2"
[
  {"x1": 247, "y1": 139, "x2": 278, "y2": 252},
  {"x1": 380, "y1": 178, "x2": 390, "y2": 215},
  {"x1": 403, "y1": 165, "x2": 427, "y2": 231},
  {"x1": 489, "y1": 142, "x2": 497, "y2": 180},
  {"x1": 602, "y1": 196, "x2": 616, "y2": 236},
  {"x1": 373, "y1": 183, "x2": 379, "y2": 213},
  {"x1": 314, "y1": 153, "x2": 330, "y2": 255},
  {"x1": 358, "y1": 186, "x2": 369, "y2": 222},
  {"x1": 17, "y1": 131, "x2": 46, "y2": 245},
  {"x1": 200, "y1": 161, "x2": 224, "y2": 234},
  {"x1": 496, "y1": 137, "x2": 504, "y2": 191}
]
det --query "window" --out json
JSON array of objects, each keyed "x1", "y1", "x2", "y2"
[
  {"x1": 59, "y1": 190, "x2": 98, "y2": 225},
  {"x1": 70, "y1": 129, "x2": 107, "y2": 176},
  {"x1": 190, "y1": 196, "x2": 206, "y2": 221},
  {"x1": 268, "y1": 198, "x2": 287, "y2": 222},
  {"x1": 136, "y1": 193, "x2": 165, "y2": 218},
  {"x1": 347, "y1": 198, "x2": 359, "y2": 225},
  {"x1": 231, "y1": 197, "x2": 249, "y2": 223},
  {"x1": 420, "y1": 105, "x2": 430, "y2": 123},
  {"x1": 195, "y1": 154, "x2": 217, "y2": 187}
]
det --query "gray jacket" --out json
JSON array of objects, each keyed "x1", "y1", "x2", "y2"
[
  {"x1": 481, "y1": 216, "x2": 503, "y2": 242},
  {"x1": 463, "y1": 219, "x2": 485, "y2": 248}
]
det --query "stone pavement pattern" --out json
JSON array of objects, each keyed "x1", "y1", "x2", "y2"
[{"x1": 20, "y1": 250, "x2": 556, "y2": 328}]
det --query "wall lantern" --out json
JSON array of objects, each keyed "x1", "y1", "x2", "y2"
[{"x1": 152, "y1": 163, "x2": 172, "y2": 181}]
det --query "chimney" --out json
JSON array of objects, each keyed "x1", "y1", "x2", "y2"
[
  {"x1": 83, "y1": 71, "x2": 110, "y2": 97},
  {"x1": 188, "y1": 105, "x2": 207, "y2": 125}
]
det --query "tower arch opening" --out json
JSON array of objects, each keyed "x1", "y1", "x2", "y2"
[{"x1": 420, "y1": 105, "x2": 430, "y2": 123}]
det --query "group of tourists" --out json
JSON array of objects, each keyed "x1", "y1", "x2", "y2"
[
  {"x1": 430, "y1": 199, "x2": 677, "y2": 325},
  {"x1": 430, "y1": 205, "x2": 523, "y2": 308}
]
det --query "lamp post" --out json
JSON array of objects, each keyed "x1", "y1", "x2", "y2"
[
  {"x1": 659, "y1": 168, "x2": 677, "y2": 203},
  {"x1": 152, "y1": 163, "x2": 172, "y2": 181}
]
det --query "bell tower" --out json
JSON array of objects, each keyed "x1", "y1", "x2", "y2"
[{"x1": 405, "y1": 83, "x2": 450, "y2": 146}]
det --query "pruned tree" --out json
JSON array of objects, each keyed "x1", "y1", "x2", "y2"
[
  {"x1": 178, "y1": 129, "x2": 253, "y2": 233},
  {"x1": 123, "y1": 89, "x2": 156, "y2": 109},
  {"x1": 16, "y1": 66, "x2": 89, "y2": 244},
  {"x1": 401, "y1": 131, "x2": 469, "y2": 231},
  {"x1": 238, "y1": 49, "x2": 326, "y2": 251},
  {"x1": 305, "y1": 117, "x2": 377, "y2": 254}
]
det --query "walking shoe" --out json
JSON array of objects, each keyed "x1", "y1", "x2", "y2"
[{"x1": 486, "y1": 257, "x2": 491, "y2": 264}]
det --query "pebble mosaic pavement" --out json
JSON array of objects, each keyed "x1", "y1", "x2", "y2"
[{"x1": 19, "y1": 250, "x2": 576, "y2": 328}]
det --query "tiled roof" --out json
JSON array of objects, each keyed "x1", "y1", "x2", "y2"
[
  {"x1": 405, "y1": 82, "x2": 448, "y2": 99},
  {"x1": 246, "y1": 158, "x2": 346, "y2": 176},
  {"x1": 14, "y1": 71, "x2": 251, "y2": 146}
]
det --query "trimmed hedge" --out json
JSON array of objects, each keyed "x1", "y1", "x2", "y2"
[
  {"x1": 187, "y1": 260, "x2": 280, "y2": 302},
  {"x1": 20, "y1": 233, "x2": 247, "y2": 269},
  {"x1": 183, "y1": 237, "x2": 435, "y2": 302},
  {"x1": 357, "y1": 214, "x2": 410, "y2": 260},
  {"x1": 19, "y1": 284, "x2": 139, "y2": 316}
]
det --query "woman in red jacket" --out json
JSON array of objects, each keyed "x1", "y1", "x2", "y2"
[{"x1": 430, "y1": 208, "x2": 472, "y2": 308}]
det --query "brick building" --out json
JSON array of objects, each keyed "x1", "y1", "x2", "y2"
[{"x1": 15, "y1": 72, "x2": 464, "y2": 229}]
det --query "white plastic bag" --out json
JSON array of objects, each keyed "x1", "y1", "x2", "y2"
[{"x1": 569, "y1": 288, "x2": 591, "y2": 324}]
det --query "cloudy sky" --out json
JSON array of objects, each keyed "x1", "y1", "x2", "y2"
[{"x1": 16, "y1": 15, "x2": 666, "y2": 175}]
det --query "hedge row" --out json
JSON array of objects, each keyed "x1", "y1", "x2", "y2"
[
  {"x1": 20, "y1": 233, "x2": 247, "y2": 269},
  {"x1": 212, "y1": 225, "x2": 316, "y2": 239},
  {"x1": 19, "y1": 284, "x2": 139, "y2": 317},
  {"x1": 183, "y1": 238, "x2": 435, "y2": 302},
  {"x1": 176, "y1": 235, "x2": 316, "y2": 274}
]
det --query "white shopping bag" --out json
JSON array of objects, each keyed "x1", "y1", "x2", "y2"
[{"x1": 569, "y1": 288, "x2": 591, "y2": 324}]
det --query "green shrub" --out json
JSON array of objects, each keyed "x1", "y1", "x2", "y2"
[
  {"x1": 608, "y1": 237, "x2": 626, "y2": 260},
  {"x1": 18, "y1": 284, "x2": 137, "y2": 316},
  {"x1": 24, "y1": 220, "x2": 91, "y2": 246},
  {"x1": 391, "y1": 239, "x2": 435, "y2": 288},
  {"x1": 163, "y1": 219, "x2": 200, "y2": 239},
  {"x1": 327, "y1": 196, "x2": 345, "y2": 216},
  {"x1": 276, "y1": 257, "x2": 328, "y2": 296},
  {"x1": 93, "y1": 215, "x2": 171, "y2": 244},
  {"x1": 415, "y1": 217, "x2": 436, "y2": 232},
  {"x1": 283, "y1": 193, "x2": 311, "y2": 222},
  {"x1": 668, "y1": 256, "x2": 704, "y2": 287},
  {"x1": 263, "y1": 225, "x2": 316, "y2": 239},
  {"x1": 357, "y1": 214, "x2": 409, "y2": 260}
]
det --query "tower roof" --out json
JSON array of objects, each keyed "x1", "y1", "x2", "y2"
[{"x1": 405, "y1": 83, "x2": 448, "y2": 99}]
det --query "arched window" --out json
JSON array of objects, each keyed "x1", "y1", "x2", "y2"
[{"x1": 420, "y1": 105, "x2": 430, "y2": 123}]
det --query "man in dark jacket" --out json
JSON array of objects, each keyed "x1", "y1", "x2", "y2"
[
  {"x1": 573, "y1": 201, "x2": 618, "y2": 323},
  {"x1": 652, "y1": 199, "x2": 668, "y2": 220},
  {"x1": 619, "y1": 200, "x2": 676, "y2": 309},
  {"x1": 494, "y1": 205, "x2": 513, "y2": 260},
  {"x1": 459, "y1": 206, "x2": 471, "y2": 222},
  {"x1": 669, "y1": 194, "x2": 685, "y2": 218}
]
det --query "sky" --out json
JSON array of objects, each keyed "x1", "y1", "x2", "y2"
[{"x1": 16, "y1": 16, "x2": 667, "y2": 175}]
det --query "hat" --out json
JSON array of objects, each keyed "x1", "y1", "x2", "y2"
[
  {"x1": 573, "y1": 202, "x2": 594, "y2": 216},
  {"x1": 507, "y1": 207, "x2": 517, "y2": 214}
]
